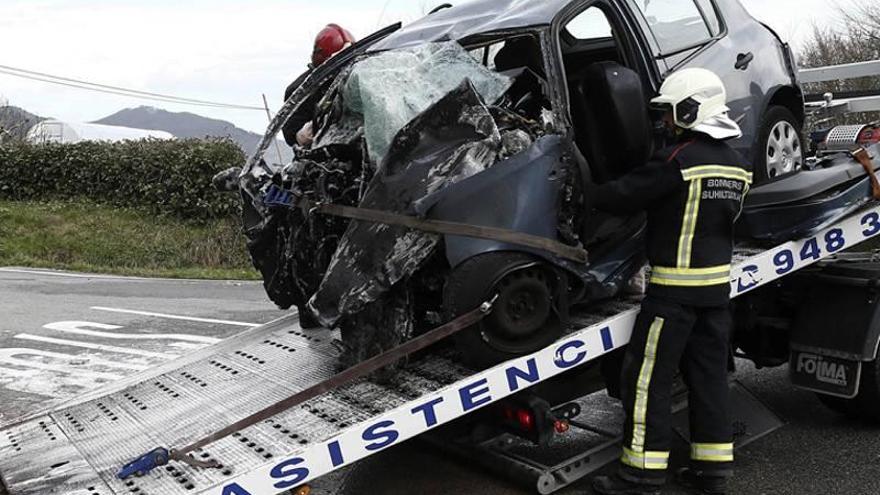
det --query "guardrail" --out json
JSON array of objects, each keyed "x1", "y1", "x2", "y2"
[
  {"x1": 799, "y1": 60, "x2": 880, "y2": 84},
  {"x1": 799, "y1": 60, "x2": 880, "y2": 115}
]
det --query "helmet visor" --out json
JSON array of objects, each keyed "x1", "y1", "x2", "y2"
[{"x1": 675, "y1": 97, "x2": 701, "y2": 126}]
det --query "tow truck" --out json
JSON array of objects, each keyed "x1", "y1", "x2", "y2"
[{"x1": 4, "y1": 3, "x2": 880, "y2": 495}]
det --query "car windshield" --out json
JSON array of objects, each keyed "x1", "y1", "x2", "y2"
[{"x1": 343, "y1": 42, "x2": 513, "y2": 163}]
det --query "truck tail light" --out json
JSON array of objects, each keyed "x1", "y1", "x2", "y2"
[{"x1": 516, "y1": 409, "x2": 535, "y2": 431}]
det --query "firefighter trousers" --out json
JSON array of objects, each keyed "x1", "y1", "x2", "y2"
[{"x1": 617, "y1": 294, "x2": 734, "y2": 484}]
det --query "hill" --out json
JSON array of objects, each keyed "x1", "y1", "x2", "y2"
[
  {"x1": 0, "y1": 105, "x2": 45, "y2": 142},
  {"x1": 95, "y1": 106, "x2": 293, "y2": 164}
]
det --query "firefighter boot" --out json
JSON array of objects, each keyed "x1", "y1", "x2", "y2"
[
  {"x1": 591, "y1": 475, "x2": 662, "y2": 495},
  {"x1": 674, "y1": 468, "x2": 727, "y2": 495}
]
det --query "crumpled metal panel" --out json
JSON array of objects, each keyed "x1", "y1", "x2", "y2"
[
  {"x1": 414, "y1": 134, "x2": 567, "y2": 268},
  {"x1": 308, "y1": 80, "x2": 502, "y2": 326}
]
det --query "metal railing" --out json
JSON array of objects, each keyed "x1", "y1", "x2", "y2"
[
  {"x1": 799, "y1": 60, "x2": 880, "y2": 115},
  {"x1": 799, "y1": 60, "x2": 880, "y2": 84}
]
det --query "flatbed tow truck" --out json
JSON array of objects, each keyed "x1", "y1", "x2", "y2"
[
  {"x1": 2, "y1": 198, "x2": 880, "y2": 495},
  {"x1": 6, "y1": 11, "x2": 880, "y2": 495}
]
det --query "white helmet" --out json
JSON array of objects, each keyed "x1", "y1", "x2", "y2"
[{"x1": 651, "y1": 68, "x2": 741, "y2": 139}]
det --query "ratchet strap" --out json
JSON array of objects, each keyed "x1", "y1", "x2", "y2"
[
  {"x1": 263, "y1": 185, "x2": 588, "y2": 264},
  {"x1": 853, "y1": 147, "x2": 880, "y2": 200},
  {"x1": 120, "y1": 298, "x2": 497, "y2": 477}
]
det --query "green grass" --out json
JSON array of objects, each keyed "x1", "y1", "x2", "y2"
[{"x1": 0, "y1": 200, "x2": 259, "y2": 280}]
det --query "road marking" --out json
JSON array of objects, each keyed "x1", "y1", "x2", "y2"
[
  {"x1": 14, "y1": 334, "x2": 177, "y2": 359},
  {"x1": 0, "y1": 268, "x2": 139, "y2": 279},
  {"x1": 90, "y1": 307, "x2": 260, "y2": 327},
  {"x1": 0, "y1": 365, "x2": 121, "y2": 399},
  {"x1": 0, "y1": 267, "x2": 261, "y2": 283},
  {"x1": 43, "y1": 321, "x2": 222, "y2": 344},
  {"x1": 0, "y1": 348, "x2": 148, "y2": 372},
  {"x1": 0, "y1": 349, "x2": 124, "y2": 380}
]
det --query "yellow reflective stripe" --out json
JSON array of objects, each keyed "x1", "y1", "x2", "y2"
[
  {"x1": 691, "y1": 443, "x2": 734, "y2": 462},
  {"x1": 651, "y1": 275, "x2": 730, "y2": 287},
  {"x1": 651, "y1": 264, "x2": 731, "y2": 287},
  {"x1": 681, "y1": 165, "x2": 753, "y2": 184},
  {"x1": 676, "y1": 180, "x2": 702, "y2": 268},
  {"x1": 621, "y1": 447, "x2": 670, "y2": 470},
  {"x1": 653, "y1": 265, "x2": 731, "y2": 276},
  {"x1": 631, "y1": 317, "x2": 664, "y2": 453}
]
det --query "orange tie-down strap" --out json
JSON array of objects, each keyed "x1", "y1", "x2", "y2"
[{"x1": 853, "y1": 147, "x2": 880, "y2": 200}]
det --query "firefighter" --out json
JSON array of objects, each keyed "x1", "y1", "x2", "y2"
[
  {"x1": 589, "y1": 68, "x2": 751, "y2": 495},
  {"x1": 282, "y1": 24, "x2": 356, "y2": 148}
]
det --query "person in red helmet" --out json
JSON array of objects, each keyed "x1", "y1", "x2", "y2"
[
  {"x1": 311, "y1": 24, "x2": 355, "y2": 68},
  {"x1": 282, "y1": 24, "x2": 356, "y2": 148}
]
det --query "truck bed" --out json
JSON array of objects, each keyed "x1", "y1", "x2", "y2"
[{"x1": 2, "y1": 202, "x2": 878, "y2": 495}]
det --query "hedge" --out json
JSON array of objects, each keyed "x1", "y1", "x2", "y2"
[{"x1": 0, "y1": 138, "x2": 246, "y2": 220}]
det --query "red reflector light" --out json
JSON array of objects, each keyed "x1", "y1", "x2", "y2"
[
  {"x1": 516, "y1": 410, "x2": 534, "y2": 430},
  {"x1": 554, "y1": 420, "x2": 570, "y2": 434}
]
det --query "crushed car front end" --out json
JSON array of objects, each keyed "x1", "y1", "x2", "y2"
[{"x1": 236, "y1": 14, "x2": 644, "y2": 369}]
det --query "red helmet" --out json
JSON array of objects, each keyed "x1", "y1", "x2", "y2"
[{"x1": 312, "y1": 24, "x2": 355, "y2": 67}]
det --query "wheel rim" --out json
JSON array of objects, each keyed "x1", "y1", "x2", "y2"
[
  {"x1": 482, "y1": 266, "x2": 557, "y2": 353},
  {"x1": 765, "y1": 120, "x2": 803, "y2": 179}
]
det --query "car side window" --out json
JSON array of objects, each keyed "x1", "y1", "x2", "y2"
[
  {"x1": 632, "y1": 0, "x2": 717, "y2": 54},
  {"x1": 694, "y1": 0, "x2": 722, "y2": 36},
  {"x1": 565, "y1": 6, "x2": 614, "y2": 41}
]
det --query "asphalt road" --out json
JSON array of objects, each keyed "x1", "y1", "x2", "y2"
[{"x1": 1, "y1": 268, "x2": 879, "y2": 495}]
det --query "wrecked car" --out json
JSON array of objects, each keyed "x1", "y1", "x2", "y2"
[{"x1": 235, "y1": 0, "x2": 809, "y2": 369}]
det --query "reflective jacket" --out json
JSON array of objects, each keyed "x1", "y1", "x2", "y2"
[{"x1": 593, "y1": 134, "x2": 752, "y2": 306}]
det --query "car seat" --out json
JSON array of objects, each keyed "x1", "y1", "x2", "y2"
[{"x1": 569, "y1": 62, "x2": 652, "y2": 184}]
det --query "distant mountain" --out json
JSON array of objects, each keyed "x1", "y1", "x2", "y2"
[
  {"x1": 95, "y1": 106, "x2": 293, "y2": 164},
  {"x1": 0, "y1": 105, "x2": 45, "y2": 141}
]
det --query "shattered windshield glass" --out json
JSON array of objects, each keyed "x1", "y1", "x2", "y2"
[{"x1": 343, "y1": 41, "x2": 513, "y2": 162}]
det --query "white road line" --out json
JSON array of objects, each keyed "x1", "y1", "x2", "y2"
[
  {"x1": 0, "y1": 348, "x2": 148, "y2": 372},
  {"x1": 0, "y1": 267, "x2": 261, "y2": 284},
  {"x1": 0, "y1": 349, "x2": 124, "y2": 380},
  {"x1": 14, "y1": 334, "x2": 177, "y2": 360},
  {"x1": 43, "y1": 321, "x2": 222, "y2": 344},
  {"x1": 90, "y1": 306, "x2": 260, "y2": 327},
  {"x1": 0, "y1": 268, "x2": 138, "y2": 280}
]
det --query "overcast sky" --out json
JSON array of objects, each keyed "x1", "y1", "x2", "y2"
[{"x1": 0, "y1": 0, "x2": 859, "y2": 134}]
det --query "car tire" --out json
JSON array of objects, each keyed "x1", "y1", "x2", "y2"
[
  {"x1": 816, "y1": 357, "x2": 880, "y2": 422},
  {"x1": 444, "y1": 252, "x2": 563, "y2": 369},
  {"x1": 755, "y1": 105, "x2": 805, "y2": 183}
]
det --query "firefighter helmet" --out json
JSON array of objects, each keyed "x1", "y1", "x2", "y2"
[
  {"x1": 650, "y1": 68, "x2": 731, "y2": 129},
  {"x1": 312, "y1": 24, "x2": 356, "y2": 67}
]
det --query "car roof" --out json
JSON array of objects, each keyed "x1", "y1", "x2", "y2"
[{"x1": 371, "y1": 0, "x2": 574, "y2": 51}]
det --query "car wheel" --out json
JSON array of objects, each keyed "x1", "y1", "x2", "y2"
[
  {"x1": 445, "y1": 252, "x2": 563, "y2": 369},
  {"x1": 755, "y1": 106, "x2": 804, "y2": 183},
  {"x1": 816, "y1": 357, "x2": 880, "y2": 422}
]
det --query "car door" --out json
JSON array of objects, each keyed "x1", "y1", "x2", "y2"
[{"x1": 622, "y1": 0, "x2": 762, "y2": 160}]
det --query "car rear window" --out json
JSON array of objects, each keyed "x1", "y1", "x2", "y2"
[{"x1": 632, "y1": 0, "x2": 721, "y2": 55}]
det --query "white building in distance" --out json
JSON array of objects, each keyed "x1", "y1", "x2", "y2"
[{"x1": 26, "y1": 120, "x2": 173, "y2": 144}]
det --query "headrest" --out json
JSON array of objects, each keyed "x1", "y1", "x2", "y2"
[{"x1": 580, "y1": 62, "x2": 652, "y2": 169}]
